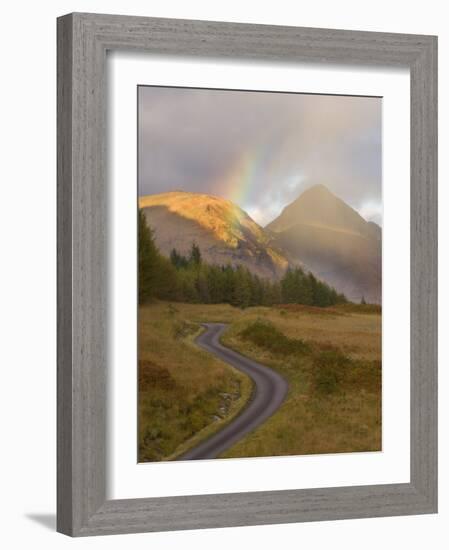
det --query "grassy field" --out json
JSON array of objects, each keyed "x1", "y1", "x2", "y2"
[
  {"x1": 138, "y1": 302, "x2": 252, "y2": 461},
  {"x1": 138, "y1": 301, "x2": 381, "y2": 461}
]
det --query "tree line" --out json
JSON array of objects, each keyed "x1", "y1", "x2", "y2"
[{"x1": 139, "y1": 210, "x2": 347, "y2": 308}]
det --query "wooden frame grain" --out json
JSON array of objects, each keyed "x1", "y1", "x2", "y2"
[{"x1": 57, "y1": 12, "x2": 438, "y2": 536}]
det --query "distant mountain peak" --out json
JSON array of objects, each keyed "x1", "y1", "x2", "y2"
[
  {"x1": 266, "y1": 185, "x2": 382, "y2": 303},
  {"x1": 267, "y1": 184, "x2": 365, "y2": 235},
  {"x1": 302, "y1": 183, "x2": 333, "y2": 195}
]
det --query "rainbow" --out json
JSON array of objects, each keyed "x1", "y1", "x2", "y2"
[{"x1": 218, "y1": 140, "x2": 277, "y2": 210}]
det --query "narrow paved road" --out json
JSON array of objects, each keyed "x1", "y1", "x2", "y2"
[{"x1": 176, "y1": 323, "x2": 288, "y2": 460}]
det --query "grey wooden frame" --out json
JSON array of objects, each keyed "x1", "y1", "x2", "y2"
[{"x1": 57, "y1": 12, "x2": 438, "y2": 537}]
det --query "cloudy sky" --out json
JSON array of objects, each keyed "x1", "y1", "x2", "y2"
[{"x1": 138, "y1": 86, "x2": 382, "y2": 226}]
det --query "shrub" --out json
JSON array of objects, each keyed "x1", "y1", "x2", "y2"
[
  {"x1": 345, "y1": 359, "x2": 382, "y2": 393},
  {"x1": 138, "y1": 360, "x2": 176, "y2": 391},
  {"x1": 239, "y1": 320, "x2": 310, "y2": 356},
  {"x1": 336, "y1": 303, "x2": 382, "y2": 314},
  {"x1": 312, "y1": 350, "x2": 351, "y2": 395},
  {"x1": 171, "y1": 320, "x2": 199, "y2": 339}
]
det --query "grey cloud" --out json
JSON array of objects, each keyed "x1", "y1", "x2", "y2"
[{"x1": 138, "y1": 86, "x2": 382, "y2": 226}]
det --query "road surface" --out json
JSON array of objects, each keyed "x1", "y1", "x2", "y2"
[{"x1": 176, "y1": 323, "x2": 288, "y2": 460}]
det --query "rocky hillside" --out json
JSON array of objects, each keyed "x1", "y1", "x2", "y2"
[{"x1": 139, "y1": 191, "x2": 290, "y2": 280}]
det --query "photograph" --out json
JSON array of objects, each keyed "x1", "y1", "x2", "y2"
[{"x1": 137, "y1": 85, "x2": 382, "y2": 462}]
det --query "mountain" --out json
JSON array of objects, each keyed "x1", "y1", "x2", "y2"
[
  {"x1": 139, "y1": 191, "x2": 289, "y2": 280},
  {"x1": 266, "y1": 184, "x2": 382, "y2": 303}
]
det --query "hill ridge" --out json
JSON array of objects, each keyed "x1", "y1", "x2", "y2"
[{"x1": 139, "y1": 191, "x2": 290, "y2": 281}]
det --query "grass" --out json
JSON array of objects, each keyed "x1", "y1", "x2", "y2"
[
  {"x1": 220, "y1": 307, "x2": 381, "y2": 458},
  {"x1": 138, "y1": 301, "x2": 381, "y2": 461}
]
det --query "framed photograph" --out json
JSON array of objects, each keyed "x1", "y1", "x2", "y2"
[{"x1": 57, "y1": 13, "x2": 437, "y2": 536}]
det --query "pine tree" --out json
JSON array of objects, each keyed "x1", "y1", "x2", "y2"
[
  {"x1": 178, "y1": 269, "x2": 199, "y2": 302},
  {"x1": 250, "y1": 273, "x2": 264, "y2": 306},
  {"x1": 233, "y1": 266, "x2": 252, "y2": 308},
  {"x1": 281, "y1": 268, "x2": 295, "y2": 303},
  {"x1": 189, "y1": 242, "x2": 202, "y2": 266},
  {"x1": 196, "y1": 268, "x2": 210, "y2": 303},
  {"x1": 138, "y1": 211, "x2": 180, "y2": 302},
  {"x1": 307, "y1": 272, "x2": 319, "y2": 305},
  {"x1": 156, "y1": 256, "x2": 180, "y2": 300},
  {"x1": 138, "y1": 210, "x2": 160, "y2": 303},
  {"x1": 170, "y1": 248, "x2": 188, "y2": 268},
  {"x1": 222, "y1": 265, "x2": 235, "y2": 304},
  {"x1": 314, "y1": 281, "x2": 332, "y2": 307},
  {"x1": 207, "y1": 265, "x2": 225, "y2": 303}
]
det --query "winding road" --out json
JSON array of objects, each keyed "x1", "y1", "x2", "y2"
[{"x1": 176, "y1": 323, "x2": 288, "y2": 460}]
